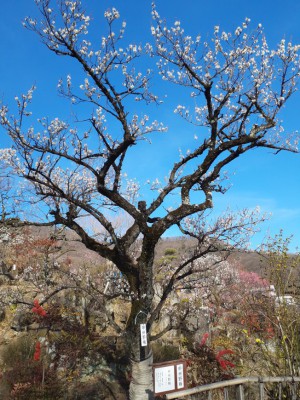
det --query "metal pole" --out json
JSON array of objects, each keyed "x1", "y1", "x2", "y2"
[
  {"x1": 165, "y1": 377, "x2": 259, "y2": 398},
  {"x1": 224, "y1": 387, "x2": 229, "y2": 400},
  {"x1": 236, "y1": 384, "x2": 244, "y2": 400},
  {"x1": 291, "y1": 381, "x2": 297, "y2": 400},
  {"x1": 165, "y1": 377, "x2": 300, "y2": 399},
  {"x1": 259, "y1": 378, "x2": 264, "y2": 400},
  {"x1": 278, "y1": 382, "x2": 282, "y2": 400}
]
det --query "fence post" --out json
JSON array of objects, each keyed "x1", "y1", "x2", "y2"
[
  {"x1": 278, "y1": 382, "x2": 282, "y2": 400},
  {"x1": 259, "y1": 378, "x2": 264, "y2": 400},
  {"x1": 236, "y1": 384, "x2": 244, "y2": 400},
  {"x1": 291, "y1": 381, "x2": 297, "y2": 400},
  {"x1": 224, "y1": 387, "x2": 229, "y2": 400}
]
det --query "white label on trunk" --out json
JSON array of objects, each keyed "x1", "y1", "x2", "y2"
[
  {"x1": 176, "y1": 364, "x2": 184, "y2": 389},
  {"x1": 140, "y1": 323, "x2": 147, "y2": 346}
]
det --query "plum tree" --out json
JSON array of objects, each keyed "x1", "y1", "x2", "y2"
[{"x1": 1, "y1": 1, "x2": 300, "y2": 398}]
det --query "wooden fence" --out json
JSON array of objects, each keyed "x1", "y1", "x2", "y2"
[{"x1": 164, "y1": 376, "x2": 300, "y2": 400}]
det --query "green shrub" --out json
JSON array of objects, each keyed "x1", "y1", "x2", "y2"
[
  {"x1": 152, "y1": 342, "x2": 181, "y2": 363},
  {"x1": 164, "y1": 248, "x2": 177, "y2": 256}
]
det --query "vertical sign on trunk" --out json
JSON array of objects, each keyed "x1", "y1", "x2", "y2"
[{"x1": 140, "y1": 323, "x2": 147, "y2": 346}]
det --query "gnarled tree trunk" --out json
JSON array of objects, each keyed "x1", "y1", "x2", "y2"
[
  {"x1": 127, "y1": 243, "x2": 156, "y2": 400},
  {"x1": 129, "y1": 352, "x2": 154, "y2": 400}
]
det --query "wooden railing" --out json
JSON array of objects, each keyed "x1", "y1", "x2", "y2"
[{"x1": 164, "y1": 376, "x2": 300, "y2": 399}]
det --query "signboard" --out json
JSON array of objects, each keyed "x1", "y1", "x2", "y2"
[
  {"x1": 176, "y1": 363, "x2": 184, "y2": 389},
  {"x1": 153, "y1": 359, "x2": 187, "y2": 395}
]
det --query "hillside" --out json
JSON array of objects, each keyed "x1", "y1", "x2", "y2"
[
  {"x1": 0, "y1": 222, "x2": 294, "y2": 287},
  {"x1": 1, "y1": 222, "x2": 300, "y2": 399}
]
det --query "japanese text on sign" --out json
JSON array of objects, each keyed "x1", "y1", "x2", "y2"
[
  {"x1": 154, "y1": 365, "x2": 175, "y2": 393},
  {"x1": 177, "y1": 364, "x2": 184, "y2": 389},
  {"x1": 140, "y1": 323, "x2": 147, "y2": 346}
]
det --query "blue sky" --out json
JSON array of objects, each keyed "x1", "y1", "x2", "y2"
[{"x1": 0, "y1": 0, "x2": 300, "y2": 250}]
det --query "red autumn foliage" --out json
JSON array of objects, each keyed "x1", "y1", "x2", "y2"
[
  {"x1": 218, "y1": 358, "x2": 235, "y2": 370},
  {"x1": 216, "y1": 349, "x2": 234, "y2": 358},
  {"x1": 33, "y1": 341, "x2": 41, "y2": 361},
  {"x1": 266, "y1": 323, "x2": 275, "y2": 339},
  {"x1": 216, "y1": 349, "x2": 235, "y2": 371},
  {"x1": 32, "y1": 299, "x2": 47, "y2": 317},
  {"x1": 198, "y1": 333, "x2": 235, "y2": 373},
  {"x1": 199, "y1": 332, "x2": 209, "y2": 346}
]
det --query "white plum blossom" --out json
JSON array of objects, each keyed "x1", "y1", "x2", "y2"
[{"x1": 104, "y1": 7, "x2": 120, "y2": 22}]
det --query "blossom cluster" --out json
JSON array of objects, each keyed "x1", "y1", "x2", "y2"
[{"x1": 151, "y1": 4, "x2": 300, "y2": 151}]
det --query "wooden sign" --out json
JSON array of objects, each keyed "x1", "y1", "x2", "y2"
[{"x1": 153, "y1": 359, "x2": 187, "y2": 395}]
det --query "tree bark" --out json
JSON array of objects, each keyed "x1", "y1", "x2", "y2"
[
  {"x1": 127, "y1": 243, "x2": 156, "y2": 399},
  {"x1": 129, "y1": 351, "x2": 154, "y2": 400},
  {"x1": 124, "y1": 314, "x2": 154, "y2": 399}
]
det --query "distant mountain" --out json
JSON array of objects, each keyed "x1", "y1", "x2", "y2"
[{"x1": 1, "y1": 222, "x2": 298, "y2": 293}]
